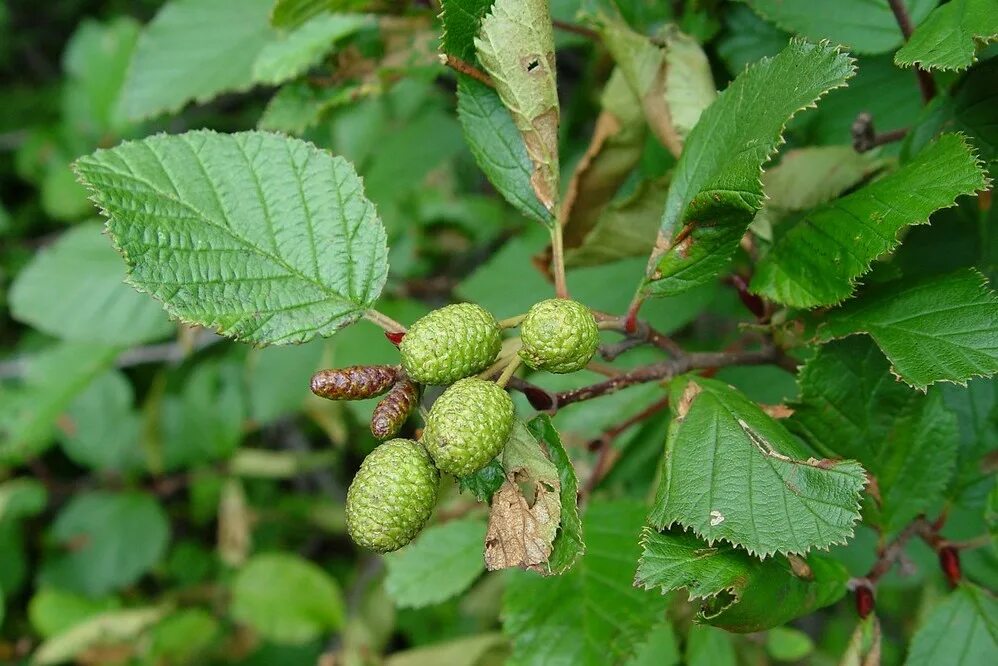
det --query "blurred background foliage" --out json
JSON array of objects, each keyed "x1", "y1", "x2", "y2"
[{"x1": 0, "y1": 0, "x2": 995, "y2": 664}]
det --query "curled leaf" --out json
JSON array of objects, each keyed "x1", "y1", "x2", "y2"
[{"x1": 475, "y1": 0, "x2": 560, "y2": 214}]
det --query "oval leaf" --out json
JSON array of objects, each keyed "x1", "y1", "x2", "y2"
[{"x1": 74, "y1": 130, "x2": 389, "y2": 346}]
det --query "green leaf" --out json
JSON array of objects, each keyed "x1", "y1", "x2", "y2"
[
  {"x1": 819, "y1": 268, "x2": 998, "y2": 389},
  {"x1": 0, "y1": 479, "x2": 47, "y2": 524},
  {"x1": 686, "y1": 625, "x2": 736, "y2": 666},
  {"x1": 942, "y1": 377, "x2": 998, "y2": 502},
  {"x1": 258, "y1": 80, "x2": 370, "y2": 135},
  {"x1": 626, "y1": 623, "x2": 680, "y2": 666},
  {"x1": 252, "y1": 13, "x2": 372, "y2": 86},
  {"x1": 867, "y1": 387, "x2": 958, "y2": 532},
  {"x1": 591, "y1": 14, "x2": 716, "y2": 155},
  {"x1": 643, "y1": 39, "x2": 854, "y2": 298},
  {"x1": 40, "y1": 491, "x2": 170, "y2": 597},
  {"x1": 905, "y1": 583, "x2": 998, "y2": 665},
  {"x1": 503, "y1": 501, "x2": 668, "y2": 666},
  {"x1": 741, "y1": 0, "x2": 938, "y2": 55},
  {"x1": 62, "y1": 17, "x2": 140, "y2": 138},
  {"x1": 158, "y1": 358, "x2": 246, "y2": 471},
  {"x1": 527, "y1": 414, "x2": 584, "y2": 574},
  {"x1": 270, "y1": 0, "x2": 376, "y2": 29},
  {"x1": 0, "y1": 343, "x2": 120, "y2": 464},
  {"x1": 751, "y1": 146, "x2": 887, "y2": 237},
  {"x1": 789, "y1": 338, "x2": 962, "y2": 532},
  {"x1": 28, "y1": 588, "x2": 121, "y2": 639},
  {"x1": 32, "y1": 606, "x2": 167, "y2": 666},
  {"x1": 74, "y1": 130, "x2": 389, "y2": 346},
  {"x1": 385, "y1": 633, "x2": 509, "y2": 666},
  {"x1": 636, "y1": 527, "x2": 849, "y2": 632},
  {"x1": 562, "y1": 68, "x2": 649, "y2": 257},
  {"x1": 649, "y1": 376, "x2": 866, "y2": 557},
  {"x1": 766, "y1": 627, "x2": 814, "y2": 662},
  {"x1": 716, "y1": 4, "x2": 787, "y2": 75},
  {"x1": 456, "y1": 76, "x2": 554, "y2": 225},
  {"x1": 904, "y1": 59, "x2": 998, "y2": 180},
  {"x1": 384, "y1": 519, "x2": 487, "y2": 608},
  {"x1": 751, "y1": 134, "x2": 986, "y2": 308},
  {"x1": 475, "y1": 0, "x2": 560, "y2": 215},
  {"x1": 231, "y1": 552, "x2": 344, "y2": 644},
  {"x1": 458, "y1": 459, "x2": 507, "y2": 502},
  {"x1": 440, "y1": 0, "x2": 494, "y2": 63},
  {"x1": 896, "y1": 0, "x2": 998, "y2": 71},
  {"x1": 790, "y1": 337, "x2": 923, "y2": 462},
  {"x1": 148, "y1": 609, "x2": 219, "y2": 664},
  {"x1": 9, "y1": 222, "x2": 174, "y2": 345},
  {"x1": 61, "y1": 370, "x2": 143, "y2": 472},
  {"x1": 118, "y1": 0, "x2": 276, "y2": 121},
  {"x1": 564, "y1": 177, "x2": 669, "y2": 267}
]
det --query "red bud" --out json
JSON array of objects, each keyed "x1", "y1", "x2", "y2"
[
  {"x1": 855, "y1": 585, "x2": 875, "y2": 619},
  {"x1": 385, "y1": 330, "x2": 405, "y2": 346},
  {"x1": 938, "y1": 546, "x2": 961, "y2": 588}
]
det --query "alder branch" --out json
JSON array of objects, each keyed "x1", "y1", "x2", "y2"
[
  {"x1": 851, "y1": 113, "x2": 909, "y2": 153},
  {"x1": 598, "y1": 316, "x2": 684, "y2": 359},
  {"x1": 552, "y1": 19, "x2": 600, "y2": 41},
  {"x1": 581, "y1": 396, "x2": 671, "y2": 499},
  {"x1": 551, "y1": 347, "x2": 782, "y2": 409},
  {"x1": 886, "y1": 0, "x2": 936, "y2": 102},
  {"x1": 441, "y1": 54, "x2": 494, "y2": 87}
]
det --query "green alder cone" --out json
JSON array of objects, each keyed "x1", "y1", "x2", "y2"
[
  {"x1": 399, "y1": 303, "x2": 502, "y2": 385},
  {"x1": 519, "y1": 298, "x2": 599, "y2": 373},
  {"x1": 422, "y1": 377, "x2": 514, "y2": 477},
  {"x1": 346, "y1": 439, "x2": 439, "y2": 553}
]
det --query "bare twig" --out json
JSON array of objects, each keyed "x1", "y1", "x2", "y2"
[
  {"x1": 598, "y1": 316, "x2": 684, "y2": 359},
  {"x1": 440, "y1": 54, "x2": 494, "y2": 87},
  {"x1": 554, "y1": 347, "x2": 781, "y2": 408},
  {"x1": 581, "y1": 396, "x2": 671, "y2": 498},
  {"x1": 886, "y1": 0, "x2": 936, "y2": 102},
  {"x1": 552, "y1": 19, "x2": 600, "y2": 41},
  {"x1": 851, "y1": 113, "x2": 909, "y2": 153}
]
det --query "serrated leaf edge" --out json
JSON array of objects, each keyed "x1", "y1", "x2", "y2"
[
  {"x1": 815, "y1": 267, "x2": 998, "y2": 391},
  {"x1": 751, "y1": 132, "x2": 990, "y2": 309},
  {"x1": 644, "y1": 38, "x2": 856, "y2": 292},
  {"x1": 72, "y1": 129, "x2": 387, "y2": 347}
]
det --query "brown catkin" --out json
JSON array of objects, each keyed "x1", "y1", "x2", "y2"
[
  {"x1": 371, "y1": 378, "x2": 421, "y2": 439},
  {"x1": 310, "y1": 365, "x2": 398, "y2": 400}
]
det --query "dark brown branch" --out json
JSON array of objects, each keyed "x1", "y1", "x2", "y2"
[
  {"x1": 554, "y1": 348, "x2": 781, "y2": 408},
  {"x1": 581, "y1": 396, "x2": 671, "y2": 498},
  {"x1": 441, "y1": 54, "x2": 494, "y2": 87},
  {"x1": 598, "y1": 316, "x2": 684, "y2": 360},
  {"x1": 851, "y1": 113, "x2": 909, "y2": 153},
  {"x1": 552, "y1": 19, "x2": 600, "y2": 41},
  {"x1": 863, "y1": 518, "x2": 929, "y2": 584},
  {"x1": 886, "y1": 0, "x2": 936, "y2": 102}
]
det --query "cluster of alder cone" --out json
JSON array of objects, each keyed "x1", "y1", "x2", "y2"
[{"x1": 310, "y1": 299, "x2": 600, "y2": 553}]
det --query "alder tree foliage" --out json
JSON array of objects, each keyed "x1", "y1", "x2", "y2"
[{"x1": 1, "y1": 0, "x2": 997, "y2": 664}]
